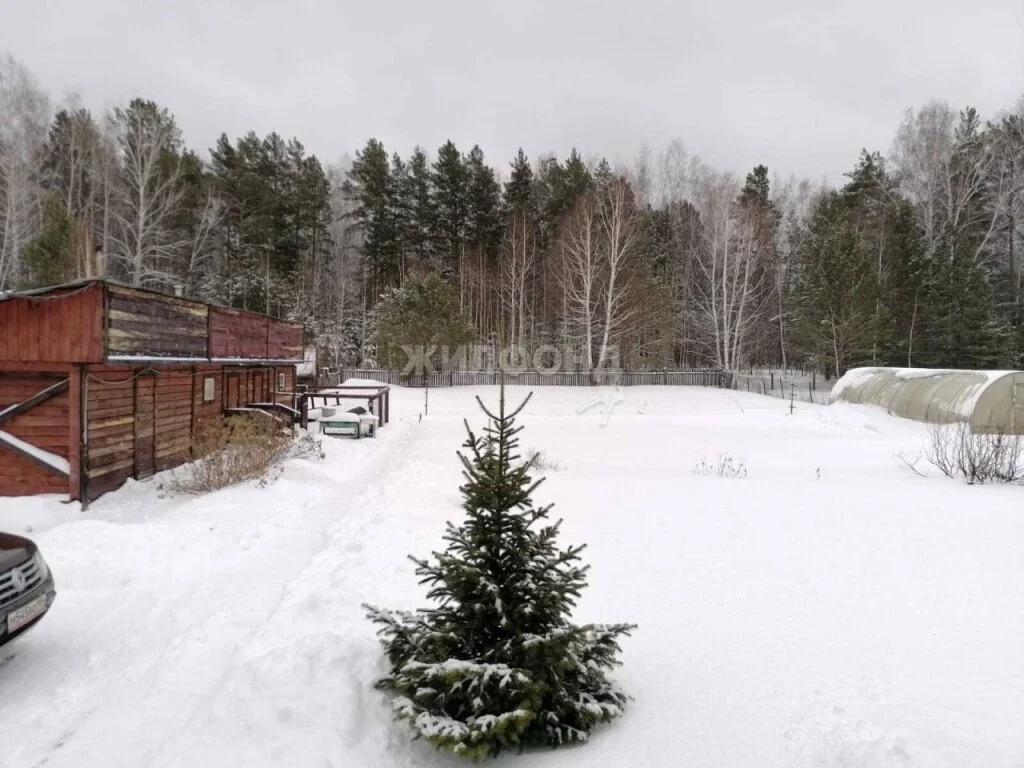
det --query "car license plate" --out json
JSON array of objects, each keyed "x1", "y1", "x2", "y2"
[{"x1": 6, "y1": 594, "x2": 47, "y2": 634}]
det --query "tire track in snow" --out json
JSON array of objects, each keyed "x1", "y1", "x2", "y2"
[
  {"x1": 0, "y1": 420, "x2": 419, "y2": 768},
  {"x1": 146, "y1": 416, "x2": 444, "y2": 768}
]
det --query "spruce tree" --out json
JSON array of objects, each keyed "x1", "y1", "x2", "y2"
[{"x1": 365, "y1": 386, "x2": 634, "y2": 759}]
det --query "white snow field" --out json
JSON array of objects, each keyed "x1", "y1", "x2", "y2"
[{"x1": 1, "y1": 385, "x2": 1022, "y2": 768}]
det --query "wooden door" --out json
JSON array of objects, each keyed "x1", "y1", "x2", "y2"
[
  {"x1": 227, "y1": 374, "x2": 240, "y2": 408},
  {"x1": 134, "y1": 373, "x2": 157, "y2": 479}
]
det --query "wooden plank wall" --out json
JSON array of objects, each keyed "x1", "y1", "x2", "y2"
[
  {"x1": 193, "y1": 365, "x2": 224, "y2": 437},
  {"x1": 84, "y1": 367, "x2": 137, "y2": 500},
  {"x1": 106, "y1": 285, "x2": 208, "y2": 359},
  {"x1": 84, "y1": 363, "x2": 288, "y2": 500},
  {"x1": 267, "y1": 322, "x2": 303, "y2": 360},
  {"x1": 274, "y1": 367, "x2": 295, "y2": 406},
  {"x1": 221, "y1": 367, "x2": 275, "y2": 408},
  {"x1": 0, "y1": 284, "x2": 104, "y2": 363},
  {"x1": 83, "y1": 365, "x2": 197, "y2": 499},
  {"x1": 154, "y1": 370, "x2": 194, "y2": 472},
  {"x1": 2, "y1": 361, "x2": 295, "y2": 501},
  {"x1": 0, "y1": 371, "x2": 71, "y2": 496},
  {"x1": 209, "y1": 308, "x2": 269, "y2": 358},
  {"x1": 210, "y1": 308, "x2": 303, "y2": 361}
]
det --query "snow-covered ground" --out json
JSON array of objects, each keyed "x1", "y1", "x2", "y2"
[{"x1": 1, "y1": 386, "x2": 1022, "y2": 768}]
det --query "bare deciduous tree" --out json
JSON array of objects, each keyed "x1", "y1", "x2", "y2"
[
  {"x1": 107, "y1": 99, "x2": 187, "y2": 287},
  {"x1": 556, "y1": 178, "x2": 642, "y2": 372},
  {"x1": 502, "y1": 210, "x2": 535, "y2": 349},
  {"x1": 0, "y1": 54, "x2": 49, "y2": 289},
  {"x1": 43, "y1": 96, "x2": 105, "y2": 278},
  {"x1": 594, "y1": 178, "x2": 642, "y2": 370},
  {"x1": 556, "y1": 194, "x2": 599, "y2": 367},
  {"x1": 891, "y1": 100, "x2": 1003, "y2": 265},
  {"x1": 690, "y1": 169, "x2": 772, "y2": 371}
]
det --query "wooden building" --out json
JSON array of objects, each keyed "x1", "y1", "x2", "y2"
[{"x1": 0, "y1": 280, "x2": 303, "y2": 503}]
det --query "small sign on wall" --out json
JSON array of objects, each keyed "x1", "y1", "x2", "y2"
[
  {"x1": 203, "y1": 376, "x2": 216, "y2": 402},
  {"x1": 278, "y1": 372, "x2": 286, "y2": 390}
]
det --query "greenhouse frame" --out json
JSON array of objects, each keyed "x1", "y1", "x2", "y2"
[{"x1": 830, "y1": 367, "x2": 1024, "y2": 434}]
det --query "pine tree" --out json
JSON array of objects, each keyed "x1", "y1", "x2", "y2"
[
  {"x1": 406, "y1": 147, "x2": 436, "y2": 272},
  {"x1": 431, "y1": 140, "x2": 470, "y2": 279},
  {"x1": 788, "y1": 191, "x2": 878, "y2": 376},
  {"x1": 370, "y1": 272, "x2": 476, "y2": 370},
  {"x1": 20, "y1": 195, "x2": 72, "y2": 287},
  {"x1": 504, "y1": 149, "x2": 533, "y2": 211},
  {"x1": 345, "y1": 138, "x2": 399, "y2": 294},
  {"x1": 739, "y1": 164, "x2": 771, "y2": 209},
  {"x1": 365, "y1": 385, "x2": 634, "y2": 759}
]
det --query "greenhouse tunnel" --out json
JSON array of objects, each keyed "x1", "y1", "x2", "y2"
[{"x1": 830, "y1": 367, "x2": 1024, "y2": 434}]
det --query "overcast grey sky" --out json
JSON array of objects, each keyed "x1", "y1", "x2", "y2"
[{"x1": 2, "y1": 0, "x2": 1022, "y2": 184}]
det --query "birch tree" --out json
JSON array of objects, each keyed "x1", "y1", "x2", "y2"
[
  {"x1": 502, "y1": 209, "x2": 535, "y2": 349},
  {"x1": 556, "y1": 178, "x2": 642, "y2": 372},
  {"x1": 593, "y1": 178, "x2": 642, "y2": 370},
  {"x1": 0, "y1": 54, "x2": 49, "y2": 289},
  {"x1": 891, "y1": 101, "x2": 1003, "y2": 265},
  {"x1": 690, "y1": 170, "x2": 771, "y2": 370},
  {"x1": 556, "y1": 193, "x2": 599, "y2": 367},
  {"x1": 988, "y1": 102, "x2": 1024, "y2": 281},
  {"x1": 107, "y1": 99, "x2": 187, "y2": 287},
  {"x1": 41, "y1": 98, "x2": 100, "y2": 277}
]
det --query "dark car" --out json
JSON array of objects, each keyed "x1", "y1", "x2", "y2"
[{"x1": 0, "y1": 533, "x2": 56, "y2": 647}]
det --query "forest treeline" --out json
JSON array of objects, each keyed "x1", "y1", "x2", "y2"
[{"x1": 2, "y1": 53, "x2": 1022, "y2": 375}]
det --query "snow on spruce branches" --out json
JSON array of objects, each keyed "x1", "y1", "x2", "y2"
[{"x1": 365, "y1": 385, "x2": 635, "y2": 759}]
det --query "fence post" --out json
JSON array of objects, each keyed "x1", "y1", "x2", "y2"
[
  {"x1": 298, "y1": 385, "x2": 308, "y2": 430},
  {"x1": 771, "y1": 371, "x2": 774, "y2": 390}
]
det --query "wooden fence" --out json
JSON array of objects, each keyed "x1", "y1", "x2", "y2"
[
  {"x1": 324, "y1": 368, "x2": 728, "y2": 388},
  {"x1": 730, "y1": 372, "x2": 833, "y2": 405}
]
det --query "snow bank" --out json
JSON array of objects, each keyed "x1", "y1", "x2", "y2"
[{"x1": 1, "y1": 385, "x2": 1022, "y2": 767}]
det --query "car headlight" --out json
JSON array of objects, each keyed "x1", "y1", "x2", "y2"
[{"x1": 34, "y1": 552, "x2": 50, "y2": 581}]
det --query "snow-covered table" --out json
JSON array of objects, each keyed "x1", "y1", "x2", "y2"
[{"x1": 318, "y1": 412, "x2": 378, "y2": 438}]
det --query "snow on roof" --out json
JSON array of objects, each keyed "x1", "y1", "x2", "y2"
[
  {"x1": 0, "y1": 430, "x2": 71, "y2": 475},
  {"x1": 312, "y1": 379, "x2": 390, "y2": 398},
  {"x1": 342, "y1": 378, "x2": 389, "y2": 388}
]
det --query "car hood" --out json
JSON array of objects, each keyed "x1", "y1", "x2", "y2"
[{"x1": 0, "y1": 532, "x2": 36, "y2": 572}]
